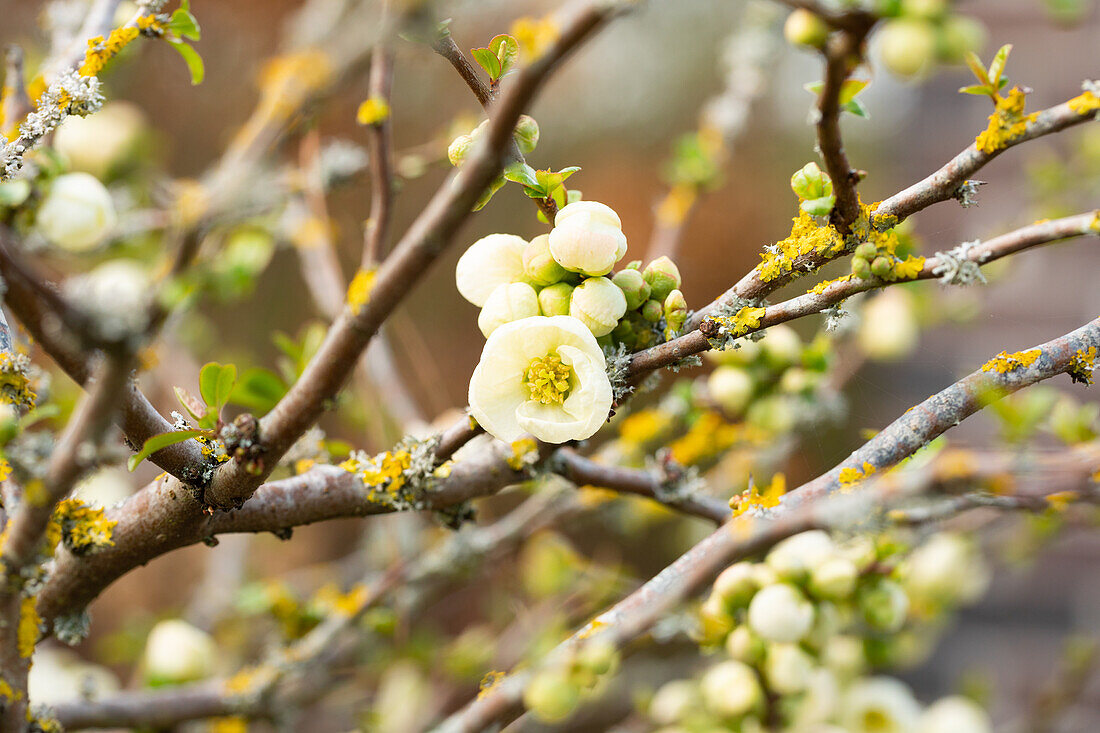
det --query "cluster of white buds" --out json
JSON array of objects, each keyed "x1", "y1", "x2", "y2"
[{"x1": 647, "y1": 529, "x2": 993, "y2": 732}]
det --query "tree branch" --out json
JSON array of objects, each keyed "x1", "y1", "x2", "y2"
[{"x1": 362, "y1": 45, "x2": 396, "y2": 268}]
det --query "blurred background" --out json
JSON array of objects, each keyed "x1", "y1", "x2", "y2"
[{"x1": 2, "y1": 0, "x2": 1099, "y2": 728}]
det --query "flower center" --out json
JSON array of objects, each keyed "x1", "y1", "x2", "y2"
[{"x1": 524, "y1": 354, "x2": 573, "y2": 405}]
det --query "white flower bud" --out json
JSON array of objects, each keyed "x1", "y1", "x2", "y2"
[
  {"x1": 793, "y1": 668, "x2": 840, "y2": 727},
  {"x1": 760, "y1": 324, "x2": 802, "y2": 370},
  {"x1": 478, "y1": 282, "x2": 540, "y2": 337},
  {"x1": 918, "y1": 696, "x2": 991, "y2": 733},
  {"x1": 36, "y1": 172, "x2": 117, "y2": 252},
  {"x1": 725, "y1": 625, "x2": 765, "y2": 665},
  {"x1": 838, "y1": 534, "x2": 879, "y2": 572},
  {"x1": 700, "y1": 660, "x2": 762, "y2": 718},
  {"x1": 858, "y1": 289, "x2": 919, "y2": 361},
  {"x1": 708, "y1": 366, "x2": 754, "y2": 415},
  {"x1": 766, "y1": 530, "x2": 835, "y2": 580},
  {"x1": 455, "y1": 233, "x2": 528, "y2": 307},
  {"x1": 538, "y1": 282, "x2": 573, "y2": 317},
  {"x1": 569, "y1": 276, "x2": 627, "y2": 337},
  {"x1": 548, "y1": 201, "x2": 627, "y2": 276},
  {"x1": 713, "y1": 562, "x2": 759, "y2": 610},
  {"x1": 29, "y1": 648, "x2": 119, "y2": 706},
  {"x1": 810, "y1": 556, "x2": 858, "y2": 600},
  {"x1": 142, "y1": 620, "x2": 217, "y2": 685},
  {"x1": 823, "y1": 634, "x2": 866, "y2": 679},
  {"x1": 903, "y1": 532, "x2": 989, "y2": 605},
  {"x1": 649, "y1": 680, "x2": 701, "y2": 725},
  {"x1": 705, "y1": 337, "x2": 761, "y2": 366},
  {"x1": 64, "y1": 259, "x2": 153, "y2": 339},
  {"x1": 748, "y1": 583, "x2": 814, "y2": 643},
  {"x1": 523, "y1": 667, "x2": 580, "y2": 723},
  {"x1": 53, "y1": 101, "x2": 144, "y2": 177},
  {"x1": 764, "y1": 642, "x2": 814, "y2": 695},
  {"x1": 859, "y1": 578, "x2": 909, "y2": 633},
  {"x1": 841, "y1": 677, "x2": 921, "y2": 733}
]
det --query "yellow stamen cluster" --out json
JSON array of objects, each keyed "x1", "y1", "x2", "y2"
[
  {"x1": 981, "y1": 348, "x2": 1042, "y2": 374},
  {"x1": 975, "y1": 87, "x2": 1038, "y2": 154},
  {"x1": 525, "y1": 354, "x2": 572, "y2": 405}
]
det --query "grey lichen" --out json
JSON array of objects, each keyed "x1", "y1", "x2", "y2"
[{"x1": 932, "y1": 240, "x2": 987, "y2": 286}]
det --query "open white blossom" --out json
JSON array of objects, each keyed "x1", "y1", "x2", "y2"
[
  {"x1": 35, "y1": 172, "x2": 117, "y2": 252},
  {"x1": 548, "y1": 200, "x2": 628, "y2": 276},
  {"x1": 468, "y1": 315, "x2": 612, "y2": 444},
  {"x1": 455, "y1": 233, "x2": 528, "y2": 307},
  {"x1": 841, "y1": 677, "x2": 922, "y2": 733},
  {"x1": 478, "y1": 282, "x2": 540, "y2": 337}
]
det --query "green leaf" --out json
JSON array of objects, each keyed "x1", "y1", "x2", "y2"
[
  {"x1": 174, "y1": 386, "x2": 206, "y2": 422},
  {"x1": 800, "y1": 195, "x2": 836, "y2": 217},
  {"x1": 842, "y1": 99, "x2": 870, "y2": 118},
  {"x1": 551, "y1": 184, "x2": 568, "y2": 209},
  {"x1": 988, "y1": 44, "x2": 1012, "y2": 88},
  {"x1": 838, "y1": 79, "x2": 870, "y2": 106},
  {"x1": 215, "y1": 365, "x2": 238, "y2": 410},
  {"x1": 803, "y1": 81, "x2": 825, "y2": 96},
  {"x1": 167, "y1": 2, "x2": 201, "y2": 41},
  {"x1": 470, "y1": 47, "x2": 501, "y2": 80},
  {"x1": 230, "y1": 368, "x2": 288, "y2": 414},
  {"x1": 964, "y1": 51, "x2": 990, "y2": 86},
  {"x1": 959, "y1": 84, "x2": 995, "y2": 97},
  {"x1": 503, "y1": 161, "x2": 540, "y2": 188},
  {"x1": 128, "y1": 430, "x2": 207, "y2": 472},
  {"x1": 489, "y1": 34, "x2": 519, "y2": 76},
  {"x1": 199, "y1": 362, "x2": 238, "y2": 413},
  {"x1": 167, "y1": 39, "x2": 204, "y2": 85}
]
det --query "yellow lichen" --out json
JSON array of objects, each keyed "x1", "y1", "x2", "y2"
[
  {"x1": 669, "y1": 412, "x2": 756, "y2": 467},
  {"x1": 506, "y1": 438, "x2": 539, "y2": 471},
  {"x1": 0, "y1": 677, "x2": 20, "y2": 702},
  {"x1": 981, "y1": 348, "x2": 1042, "y2": 374},
  {"x1": 1067, "y1": 89, "x2": 1100, "y2": 116},
  {"x1": 838, "y1": 461, "x2": 877, "y2": 487},
  {"x1": 891, "y1": 256, "x2": 926, "y2": 280},
  {"x1": 0, "y1": 352, "x2": 37, "y2": 410},
  {"x1": 618, "y1": 409, "x2": 674, "y2": 447},
  {"x1": 18, "y1": 595, "x2": 40, "y2": 658},
  {"x1": 510, "y1": 16, "x2": 559, "y2": 61},
  {"x1": 224, "y1": 666, "x2": 267, "y2": 696},
  {"x1": 576, "y1": 617, "x2": 608, "y2": 640},
  {"x1": 478, "y1": 670, "x2": 506, "y2": 699},
  {"x1": 347, "y1": 268, "x2": 376, "y2": 316},
  {"x1": 340, "y1": 449, "x2": 411, "y2": 502},
  {"x1": 209, "y1": 718, "x2": 248, "y2": 733},
  {"x1": 1068, "y1": 346, "x2": 1097, "y2": 385},
  {"x1": 755, "y1": 212, "x2": 844, "y2": 283},
  {"x1": 0, "y1": 459, "x2": 10, "y2": 482},
  {"x1": 1045, "y1": 491, "x2": 1079, "y2": 512},
  {"x1": 730, "y1": 473, "x2": 785, "y2": 517},
  {"x1": 77, "y1": 25, "x2": 141, "y2": 78},
  {"x1": 356, "y1": 97, "x2": 390, "y2": 126},
  {"x1": 51, "y1": 499, "x2": 117, "y2": 552},
  {"x1": 809, "y1": 274, "x2": 855, "y2": 295},
  {"x1": 312, "y1": 583, "x2": 369, "y2": 617},
  {"x1": 975, "y1": 87, "x2": 1038, "y2": 154}
]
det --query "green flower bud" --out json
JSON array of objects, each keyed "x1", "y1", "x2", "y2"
[
  {"x1": 513, "y1": 114, "x2": 540, "y2": 154},
  {"x1": 611, "y1": 317, "x2": 637, "y2": 349},
  {"x1": 784, "y1": 9, "x2": 830, "y2": 49},
  {"x1": 859, "y1": 577, "x2": 909, "y2": 632},
  {"x1": 852, "y1": 256, "x2": 873, "y2": 279},
  {"x1": 708, "y1": 366, "x2": 754, "y2": 416},
  {"x1": 746, "y1": 395, "x2": 796, "y2": 434},
  {"x1": 447, "y1": 134, "x2": 474, "y2": 167},
  {"x1": 537, "y1": 282, "x2": 573, "y2": 317},
  {"x1": 937, "y1": 15, "x2": 987, "y2": 64},
  {"x1": 725, "y1": 625, "x2": 766, "y2": 665},
  {"x1": 570, "y1": 276, "x2": 628, "y2": 337},
  {"x1": 765, "y1": 642, "x2": 814, "y2": 695},
  {"x1": 761, "y1": 324, "x2": 803, "y2": 370},
  {"x1": 663, "y1": 289, "x2": 687, "y2": 339},
  {"x1": 642, "y1": 256, "x2": 682, "y2": 302},
  {"x1": 611, "y1": 268, "x2": 651, "y2": 310},
  {"x1": 855, "y1": 242, "x2": 878, "y2": 260},
  {"x1": 641, "y1": 299, "x2": 663, "y2": 323},
  {"x1": 790, "y1": 162, "x2": 834, "y2": 201},
  {"x1": 878, "y1": 19, "x2": 938, "y2": 78},
  {"x1": 870, "y1": 255, "x2": 894, "y2": 279},
  {"x1": 523, "y1": 667, "x2": 581, "y2": 723},
  {"x1": 523, "y1": 233, "x2": 568, "y2": 286},
  {"x1": 623, "y1": 259, "x2": 642, "y2": 270},
  {"x1": 576, "y1": 639, "x2": 618, "y2": 677}
]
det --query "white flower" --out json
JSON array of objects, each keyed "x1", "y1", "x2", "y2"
[
  {"x1": 36, "y1": 172, "x2": 117, "y2": 252},
  {"x1": 859, "y1": 289, "x2": 919, "y2": 361},
  {"x1": 478, "y1": 282, "x2": 540, "y2": 337},
  {"x1": 708, "y1": 366, "x2": 754, "y2": 415},
  {"x1": 917, "y1": 696, "x2": 991, "y2": 733},
  {"x1": 700, "y1": 660, "x2": 762, "y2": 718},
  {"x1": 468, "y1": 315, "x2": 613, "y2": 444},
  {"x1": 64, "y1": 259, "x2": 153, "y2": 340},
  {"x1": 53, "y1": 101, "x2": 144, "y2": 177},
  {"x1": 748, "y1": 583, "x2": 814, "y2": 642},
  {"x1": 841, "y1": 677, "x2": 922, "y2": 733},
  {"x1": 548, "y1": 201, "x2": 627, "y2": 276},
  {"x1": 569, "y1": 276, "x2": 627, "y2": 337},
  {"x1": 903, "y1": 533, "x2": 989, "y2": 605},
  {"x1": 765, "y1": 642, "x2": 814, "y2": 695},
  {"x1": 766, "y1": 530, "x2": 836, "y2": 580},
  {"x1": 142, "y1": 619, "x2": 217, "y2": 684},
  {"x1": 455, "y1": 233, "x2": 528, "y2": 307}
]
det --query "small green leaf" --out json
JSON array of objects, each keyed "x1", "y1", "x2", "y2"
[
  {"x1": 959, "y1": 84, "x2": 994, "y2": 97},
  {"x1": 842, "y1": 99, "x2": 870, "y2": 118},
  {"x1": 230, "y1": 368, "x2": 288, "y2": 414},
  {"x1": 551, "y1": 184, "x2": 568, "y2": 209},
  {"x1": 964, "y1": 51, "x2": 990, "y2": 86},
  {"x1": 838, "y1": 79, "x2": 870, "y2": 106},
  {"x1": 167, "y1": 39, "x2": 204, "y2": 85},
  {"x1": 988, "y1": 44, "x2": 1012, "y2": 88},
  {"x1": 167, "y1": 2, "x2": 201, "y2": 41},
  {"x1": 489, "y1": 34, "x2": 519, "y2": 76},
  {"x1": 199, "y1": 362, "x2": 237, "y2": 412},
  {"x1": 800, "y1": 195, "x2": 836, "y2": 217},
  {"x1": 174, "y1": 386, "x2": 206, "y2": 421},
  {"x1": 214, "y1": 364, "x2": 238, "y2": 411},
  {"x1": 470, "y1": 47, "x2": 501, "y2": 80},
  {"x1": 128, "y1": 430, "x2": 207, "y2": 471},
  {"x1": 503, "y1": 161, "x2": 540, "y2": 188}
]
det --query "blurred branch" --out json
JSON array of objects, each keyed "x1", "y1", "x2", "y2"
[{"x1": 362, "y1": 45, "x2": 396, "y2": 268}]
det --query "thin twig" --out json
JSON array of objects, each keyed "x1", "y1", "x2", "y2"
[{"x1": 362, "y1": 45, "x2": 396, "y2": 268}]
